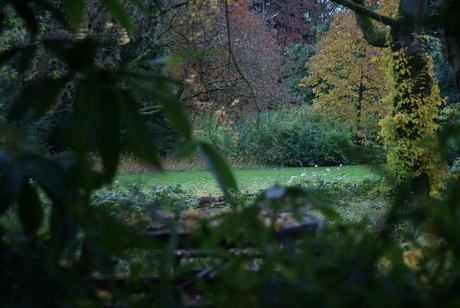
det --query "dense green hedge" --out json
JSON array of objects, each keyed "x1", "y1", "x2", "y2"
[{"x1": 197, "y1": 108, "x2": 385, "y2": 167}]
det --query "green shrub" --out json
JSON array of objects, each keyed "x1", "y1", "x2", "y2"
[
  {"x1": 91, "y1": 183, "x2": 198, "y2": 215},
  {"x1": 197, "y1": 108, "x2": 383, "y2": 167}
]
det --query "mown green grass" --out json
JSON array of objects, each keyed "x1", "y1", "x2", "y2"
[
  {"x1": 116, "y1": 165, "x2": 384, "y2": 196},
  {"x1": 111, "y1": 165, "x2": 389, "y2": 228}
]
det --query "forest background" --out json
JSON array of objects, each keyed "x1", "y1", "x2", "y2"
[
  {"x1": 3, "y1": 0, "x2": 460, "y2": 306},
  {"x1": 4, "y1": 0, "x2": 459, "y2": 170}
]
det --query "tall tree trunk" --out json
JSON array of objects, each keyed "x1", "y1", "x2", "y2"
[
  {"x1": 330, "y1": 0, "x2": 443, "y2": 196},
  {"x1": 388, "y1": 1, "x2": 432, "y2": 194}
]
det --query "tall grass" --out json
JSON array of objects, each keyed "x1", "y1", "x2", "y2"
[{"x1": 111, "y1": 152, "x2": 275, "y2": 173}]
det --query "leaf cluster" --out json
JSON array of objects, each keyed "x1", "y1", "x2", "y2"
[
  {"x1": 301, "y1": 5, "x2": 390, "y2": 143},
  {"x1": 0, "y1": 1, "x2": 237, "y2": 305},
  {"x1": 379, "y1": 47, "x2": 448, "y2": 195}
]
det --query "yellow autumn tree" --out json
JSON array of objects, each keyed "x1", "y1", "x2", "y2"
[{"x1": 300, "y1": 1, "x2": 397, "y2": 145}]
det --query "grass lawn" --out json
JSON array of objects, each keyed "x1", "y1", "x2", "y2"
[
  {"x1": 116, "y1": 165, "x2": 384, "y2": 196},
  {"x1": 110, "y1": 165, "x2": 389, "y2": 228}
]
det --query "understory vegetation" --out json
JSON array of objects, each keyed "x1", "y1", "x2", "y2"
[
  {"x1": 195, "y1": 108, "x2": 385, "y2": 168},
  {"x1": 3, "y1": 0, "x2": 460, "y2": 307}
]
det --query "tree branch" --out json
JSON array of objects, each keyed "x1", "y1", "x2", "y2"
[
  {"x1": 329, "y1": 0, "x2": 399, "y2": 28},
  {"x1": 329, "y1": 0, "x2": 397, "y2": 48}
]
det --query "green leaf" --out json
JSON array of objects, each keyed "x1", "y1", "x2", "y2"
[
  {"x1": 44, "y1": 40, "x2": 97, "y2": 73},
  {"x1": 8, "y1": 76, "x2": 72, "y2": 119},
  {"x1": 49, "y1": 201, "x2": 79, "y2": 259},
  {"x1": 0, "y1": 153, "x2": 24, "y2": 214},
  {"x1": 125, "y1": 80, "x2": 192, "y2": 139},
  {"x1": 175, "y1": 139, "x2": 199, "y2": 158},
  {"x1": 17, "y1": 151, "x2": 65, "y2": 201},
  {"x1": 100, "y1": 0, "x2": 134, "y2": 31},
  {"x1": 199, "y1": 142, "x2": 238, "y2": 196},
  {"x1": 159, "y1": 92, "x2": 193, "y2": 139},
  {"x1": 83, "y1": 213, "x2": 164, "y2": 261},
  {"x1": 63, "y1": 81, "x2": 103, "y2": 153},
  {"x1": 17, "y1": 181, "x2": 43, "y2": 235},
  {"x1": 116, "y1": 90, "x2": 161, "y2": 169},
  {"x1": 62, "y1": 0, "x2": 86, "y2": 27},
  {"x1": 54, "y1": 152, "x2": 105, "y2": 191},
  {"x1": 98, "y1": 90, "x2": 121, "y2": 182}
]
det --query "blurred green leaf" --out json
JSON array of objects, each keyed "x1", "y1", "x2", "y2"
[
  {"x1": 44, "y1": 40, "x2": 97, "y2": 73},
  {"x1": 116, "y1": 90, "x2": 161, "y2": 169},
  {"x1": 62, "y1": 0, "x2": 86, "y2": 27},
  {"x1": 8, "y1": 76, "x2": 72, "y2": 119},
  {"x1": 199, "y1": 142, "x2": 238, "y2": 195},
  {"x1": 64, "y1": 80, "x2": 103, "y2": 153},
  {"x1": 17, "y1": 151, "x2": 65, "y2": 201},
  {"x1": 0, "y1": 153, "x2": 24, "y2": 214},
  {"x1": 100, "y1": 0, "x2": 134, "y2": 31},
  {"x1": 98, "y1": 90, "x2": 121, "y2": 182},
  {"x1": 17, "y1": 181, "x2": 43, "y2": 235},
  {"x1": 125, "y1": 80, "x2": 192, "y2": 139},
  {"x1": 87, "y1": 216, "x2": 163, "y2": 256},
  {"x1": 158, "y1": 93, "x2": 192, "y2": 139},
  {"x1": 54, "y1": 152, "x2": 105, "y2": 192},
  {"x1": 49, "y1": 201, "x2": 79, "y2": 259},
  {"x1": 175, "y1": 139, "x2": 199, "y2": 158}
]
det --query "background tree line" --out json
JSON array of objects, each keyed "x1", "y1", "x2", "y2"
[{"x1": 0, "y1": 0, "x2": 383, "y2": 167}]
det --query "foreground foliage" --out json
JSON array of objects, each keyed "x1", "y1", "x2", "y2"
[{"x1": 2, "y1": 1, "x2": 460, "y2": 307}]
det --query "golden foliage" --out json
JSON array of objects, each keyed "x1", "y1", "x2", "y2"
[
  {"x1": 300, "y1": 1, "x2": 397, "y2": 144},
  {"x1": 379, "y1": 48, "x2": 448, "y2": 195}
]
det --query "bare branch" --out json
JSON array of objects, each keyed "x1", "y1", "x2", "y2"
[{"x1": 223, "y1": 0, "x2": 261, "y2": 112}]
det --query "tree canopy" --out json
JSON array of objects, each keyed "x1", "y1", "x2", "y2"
[{"x1": 300, "y1": 3, "x2": 393, "y2": 144}]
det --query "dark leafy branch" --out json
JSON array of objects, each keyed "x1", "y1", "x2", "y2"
[{"x1": 328, "y1": 0, "x2": 400, "y2": 28}]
